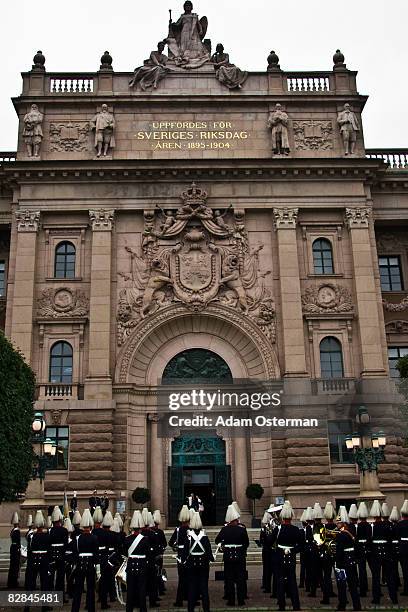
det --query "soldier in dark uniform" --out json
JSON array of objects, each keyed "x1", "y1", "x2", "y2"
[
  {"x1": 298, "y1": 509, "x2": 307, "y2": 590},
  {"x1": 169, "y1": 504, "x2": 190, "y2": 607},
  {"x1": 69, "y1": 491, "x2": 78, "y2": 520},
  {"x1": 368, "y1": 499, "x2": 398, "y2": 605},
  {"x1": 100, "y1": 511, "x2": 118, "y2": 608},
  {"x1": 397, "y1": 499, "x2": 408, "y2": 595},
  {"x1": 181, "y1": 511, "x2": 214, "y2": 612},
  {"x1": 91, "y1": 506, "x2": 110, "y2": 609},
  {"x1": 320, "y1": 501, "x2": 337, "y2": 605},
  {"x1": 7, "y1": 512, "x2": 21, "y2": 588},
  {"x1": 355, "y1": 501, "x2": 370, "y2": 597},
  {"x1": 308, "y1": 502, "x2": 324, "y2": 598},
  {"x1": 335, "y1": 506, "x2": 361, "y2": 611},
  {"x1": 71, "y1": 508, "x2": 100, "y2": 612},
  {"x1": 215, "y1": 504, "x2": 249, "y2": 607},
  {"x1": 152, "y1": 509, "x2": 167, "y2": 595},
  {"x1": 143, "y1": 511, "x2": 161, "y2": 607},
  {"x1": 24, "y1": 514, "x2": 34, "y2": 590},
  {"x1": 125, "y1": 510, "x2": 151, "y2": 612},
  {"x1": 24, "y1": 510, "x2": 52, "y2": 612},
  {"x1": 260, "y1": 511, "x2": 272, "y2": 592},
  {"x1": 49, "y1": 506, "x2": 68, "y2": 599},
  {"x1": 266, "y1": 501, "x2": 302, "y2": 611},
  {"x1": 389, "y1": 505, "x2": 401, "y2": 590},
  {"x1": 102, "y1": 491, "x2": 110, "y2": 513},
  {"x1": 63, "y1": 517, "x2": 75, "y2": 600},
  {"x1": 347, "y1": 504, "x2": 359, "y2": 537},
  {"x1": 302, "y1": 506, "x2": 314, "y2": 593}
]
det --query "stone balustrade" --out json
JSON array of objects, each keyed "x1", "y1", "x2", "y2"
[
  {"x1": 285, "y1": 72, "x2": 332, "y2": 92},
  {"x1": 49, "y1": 75, "x2": 94, "y2": 93},
  {"x1": 38, "y1": 383, "x2": 78, "y2": 400},
  {"x1": 366, "y1": 148, "x2": 408, "y2": 169},
  {"x1": 0, "y1": 152, "x2": 16, "y2": 162},
  {"x1": 311, "y1": 377, "x2": 356, "y2": 395}
]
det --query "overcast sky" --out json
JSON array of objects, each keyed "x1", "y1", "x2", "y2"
[{"x1": 1, "y1": 0, "x2": 406, "y2": 151}]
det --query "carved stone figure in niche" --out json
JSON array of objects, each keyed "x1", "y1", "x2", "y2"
[
  {"x1": 23, "y1": 104, "x2": 43, "y2": 157},
  {"x1": 166, "y1": 1, "x2": 209, "y2": 67},
  {"x1": 337, "y1": 103, "x2": 359, "y2": 156},
  {"x1": 116, "y1": 182, "x2": 275, "y2": 345},
  {"x1": 129, "y1": 42, "x2": 170, "y2": 90},
  {"x1": 267, "y1": 103, "x2": 290, "y2": 156},
  {"x1": 211, "y1": 44, "x2": 247, "y2": 90},
  {"x1": 91, "y1": 104, "x2": 115, "y2": 157}
]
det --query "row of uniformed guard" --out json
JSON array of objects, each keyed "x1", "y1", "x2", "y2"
[{"x1": 7, "y1": 497, "x2": 408, "y2": 611}]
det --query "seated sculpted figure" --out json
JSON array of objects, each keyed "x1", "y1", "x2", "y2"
[
  {"x1": 211, "y1": 44, "x2": 247, "y2": 89},
  {"x1": 129, "y1": 42, "x2": 169, "y2": 90}
]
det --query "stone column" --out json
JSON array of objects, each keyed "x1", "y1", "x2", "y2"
[
  {"x1": 345, "y1": 207, "x2": 386, "y2": 376},
  {"x1": 10, "y1": 210, "x2": 40, "y2": 363},
  {"x1": 149, "y1": 414, "x2": 165, "y2": 516},
  {"x1": 85, "y1": 209, "x2": 115, "y2": 399},
  {"x1": 234, "y1": 436, "x2": 250, "y2": 521},
  {"x1": 273, "y1": 208, "x2": 307, "y2": 377}
]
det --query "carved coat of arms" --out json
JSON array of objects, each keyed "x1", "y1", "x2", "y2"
[{"x1": 117, "y1": 182, "x2": 275, "y2": 345}]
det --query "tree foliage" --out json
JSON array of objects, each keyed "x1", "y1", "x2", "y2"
[{"x1": 0, "y1": 332, "x2": 35, "y2": 501}]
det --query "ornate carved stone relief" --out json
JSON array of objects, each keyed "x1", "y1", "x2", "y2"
[
  {"x1": 385, "y1": 320, "x2": 408, "y2": 334},
  {"x1": 302, "y1": 283, "x2": 353, "y2": 314},
  {"x1": 37, "y1": 287, "x2": 89, "y2": 318},
  {"x1": 376, "y1": 233, "x2": 405, "y2": 252},
  {"x1": 49, "y1": 122, "x2": 90, "y2": 152},
  {"x1": 293, "y1": 120, "x2": 333, "y2": 150},
  {"x1": 117, "y1": 182, "x2": 275, "y2": 345},
  {"x1": 345, "y1": 207, "x2": 370, "y2": 229},
  {"x1": 15, "y1": 210, "x2": 41, "y2": 233},
  {"x1": 383, "y1": 296, "x2": 408, "y2": 312},
  {"x1": 89, "y1": 209, "x2": 115, "y2": 231}
]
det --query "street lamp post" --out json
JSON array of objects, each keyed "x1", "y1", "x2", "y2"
[
  {"x1": 31, "y1": 412, "x2": 57, "y2": 482},
  {"x1": 345, "y1": 405, "x2": 386, "y2": 501}
]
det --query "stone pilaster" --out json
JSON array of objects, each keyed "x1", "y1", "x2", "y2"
[
  {"x1": 273, "y1": 208, "x2": 307, "y2": 376},
  {"x1": 85, "y1": 209, "x2": 115, "y2": 399},
  {"x1": 148, "y1": 414, "x2": 164, "y2": 516},
  {"x1": 345, "y1": 207, "x2": 387, "y2": 376},
  {"x1": 234, "y1": 436, "x2": 250, "y2": 523},
  {"x1": 10, "y1": 210, "x2": 40, "y2": 363}
]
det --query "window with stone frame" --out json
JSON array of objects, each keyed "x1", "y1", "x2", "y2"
[
  {"x1": 379, "y1": 255, "x2": 403, "y2": 291},
  {"x1": 312, "y1": 238, "x2": 334, "y2": 274},
  {"x1": 54, "y1": 241, "x2": 76, "y2": 278},
  {"x1": 388, "y1": 346, "x2": 408, "y2": 378},
  {"x1": 49, "y1": 341, "x2": 73, "y2": 383},
  {"x1": 319, "y1": 336, "x2": 344, "y2": 378},
  {"x1": 45, "y1": 426, "x2": 69, "y2": 470},
  {"x1": 328, "y1": 420, "x2": 354, "y2": 464},
  {"x1": 0, "y1": 260, "x2": 5, "y2": 296}
]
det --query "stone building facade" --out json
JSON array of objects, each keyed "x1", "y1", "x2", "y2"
[{"x1": 0, "y1": 14, "x2": 407, "y2": 527}]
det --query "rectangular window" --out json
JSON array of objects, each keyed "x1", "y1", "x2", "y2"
[
  {"x1": 0, "y1": 261, "x2": 5, "y2": 297},
  {"x1": 328, "y1": 420, "x2": 354, "y2": 464},
  {"x1": 45, "y1": 426, "x2": 69, "y2": 470},
  {"x1": 379, "y1": 255, "x2": 403, "y2": 291},
  {"x1": 388, "y1": 346, "x2": 408, "y2": 378}
]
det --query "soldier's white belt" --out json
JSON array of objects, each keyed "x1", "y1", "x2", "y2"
[
  {"x1": 358, "y1": 539, "x2": 367, "y2": 543},
  {"x1": 401, "y1": 538, "x2": 408, "y2": 541},
  {"x1": 344, "y1": 547, "x2": 354, "y2": 552},
  {"x1": 99, "y1": 546, "x2": 106, "y2": 550},
  {"x1": 109, "y1": 547, "x2": 115, "y2": 551},
  {"x1": 51, "y1": 543, "x2": 64, "y2": 547},
  {"x1": 177, "y1": 545, "x2": 184, "y2": 548},
  {"x1": 129, "y1": 554, "x2": 146, "y2": 559},
  {"x1": 191, "y1": 551, "x2": 204, "y2": 556},
  {"x1": 373, "y1": 540, "x2": 387, "y2": 544},
  {"x1": 392, "y1": 540, "x2": 398, "y2": 544},
  {"x1": 278, "y1": 545, "x2": 294, "y2": 550},
  {"x1": 224, "y1": 544, "x2": 242, "y2": 548},
  {"x1": 79, "y1": 553, "x2": 93, "y2": 557},
  {"x1": 33, "y1": 550, "x2": 47, "y2": 554}
]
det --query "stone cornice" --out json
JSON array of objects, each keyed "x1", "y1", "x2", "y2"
[{"x1": 2, "y1": 157, "x2": 385, "y2": 185}]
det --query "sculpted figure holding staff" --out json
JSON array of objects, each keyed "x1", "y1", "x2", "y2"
[{"x1": 167, "y1": 1, "x2": 209, "y2": 66}]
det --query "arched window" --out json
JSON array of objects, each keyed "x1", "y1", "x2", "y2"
[
  {"x1": 320, "y1": 336, "x2": 344, "y2": 379},
  {"x1": 49, "y1": 341, "x2": 73, "y2": 383},
  {"x1": 162, "y1": 348, "x2": 233, "y2": 384},
  {"x1": 54, "y1": 241, "x2": 76, "y2": 278},
  {"x1": 312, "y1": 238, "x2": 334, "y2": 274}
]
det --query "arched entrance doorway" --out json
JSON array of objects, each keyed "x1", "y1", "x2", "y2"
[{"x1": 163, "y1": 348, "x2": 233, "y2": 525}]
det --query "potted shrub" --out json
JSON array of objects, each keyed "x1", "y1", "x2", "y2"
[{"x1": 131, "y1": 487, "x2": 151, "y2": 508}]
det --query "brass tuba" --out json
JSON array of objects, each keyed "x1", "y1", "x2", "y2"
[{"x1": 313, "y1": 526, "x2": 340, "y2": 555}]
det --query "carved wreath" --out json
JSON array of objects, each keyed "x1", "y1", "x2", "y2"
[
  {"x1": 37, "y1": 287, "x2": 89, "y2": 318},
  {"x1": 302, "y1": 283, "x2": 353, "y2": 314},
  {"x1": 383, "y1": 296, "x2": 408, "y2": 312}
]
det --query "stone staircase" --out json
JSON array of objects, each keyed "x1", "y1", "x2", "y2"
[{"x1": 0, "y1": 529, "x2": 263, "y2": 573}]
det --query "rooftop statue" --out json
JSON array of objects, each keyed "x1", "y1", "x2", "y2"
[
  {"x1": 166, "y1": 1, "x2": 209, "y2": 68},
  {"x1": 129, "y1": 42, "x2": 170, "y2": 90},
  {"x1": 211, "y1": 44, "x2": 247, "y2": 89}
]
